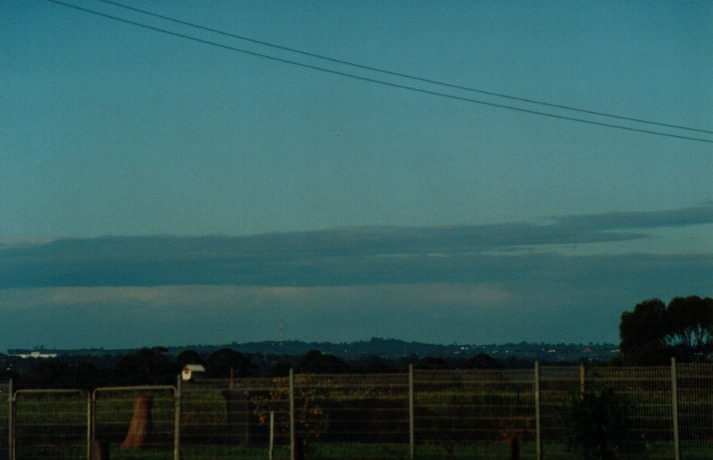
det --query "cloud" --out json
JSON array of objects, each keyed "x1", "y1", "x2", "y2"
[
  {"x1": 0, "y1": 251, "x2": 710, "y2": 348},
  {"x1": 0, "y1": 205, "x2": 711, "y2": 290},
  {"x1": 0, "y1": 283, "x2": 511, "y2": 312},
  {"x1": 0, "y1": 206, "x2": 710, "y2": 349},
  {"x1": 554, "y1": 205, "x2": 713, "y2": 230},
  {"x1": 0, "y1": 280, "x2": 606, "y2": 349}
]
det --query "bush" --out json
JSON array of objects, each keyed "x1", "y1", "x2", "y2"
[{"x1": 565, "y1": 387, "x2": 643, "y2": 460}]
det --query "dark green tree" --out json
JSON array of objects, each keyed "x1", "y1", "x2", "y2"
[
  {"x1": 415, "y1": 356, "x2": 449, "y2": 370},
  {"x1": 462, "y1": 353, "x2": 501, "y2": 369},
  {"x1": 665, "y1": 296, "x2": 713, "y2": 360},
  {"x1": 176, "y1": 349, "x2": 205, "y2": 368},
  {"x1": 205, "y1": 348, "x2": 257, "y2": 378},
  {"x1": 566, "y1": 387, "x2": 641, "y2": 460},
  {"x1": 619, "y1": 298, "x2": 667, "y2": 365},
  {"x1": 116, "y1": 346, "x2": 177, "y2": 385},
  {"x1": 296, "y1": 350, "x2": 350, "y2": 373},
  {"x1": 619, "y1": 296, "x2": 713, "y2": 364}
]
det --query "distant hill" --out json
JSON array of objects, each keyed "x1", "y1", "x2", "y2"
[{"x1": 9, "y1": 338, "x2": 619, "y2": 363}]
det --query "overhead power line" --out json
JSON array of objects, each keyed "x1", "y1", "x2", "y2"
[
  {"x1": 47, "y1": 0, "x2": 713, "y2": 144},
  {"x1": 94, "y1": 0, "x2": 713, "y2": 137}
]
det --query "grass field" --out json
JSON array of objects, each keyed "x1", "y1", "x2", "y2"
[
  {"x1": 12, "y1": 441, "x2": 713, "y2": 460},
  {"x1": 4, "y1": 365, "x2": 713, "y2": 459}
]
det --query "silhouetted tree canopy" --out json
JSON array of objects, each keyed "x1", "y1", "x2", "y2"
[
  {"x1": 351, "y1": 355, "x2": 397, "y2": 373},
  {"x1": 205, "y1": 348, "x2": 257, "y2": 378},
  {"x1": 176, "y1": 349, "x2": 205, "y2": 368},
  {"x1": 117, "y1": 347, "x2": 177, "y2": 385},
  {"x1": 462, "y1": 353, "x2": 501, "y2": 369},
  {"x1": 620, "y1": 296, "x2": 713, "y2": 364},
  {"x1": 415, "y1": 356, "x2": 449, "y2": 370},
  {"x1": 665, "y1": 296, "x2": 713, "y2": 359},
  {"x1": 297, "y1": 350, "x2": 350, "y2": 373},
  {"x1": 619, "y1": 299, "x2": 667, "y2": 365}
]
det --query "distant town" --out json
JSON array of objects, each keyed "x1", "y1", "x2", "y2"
[{"x1": 5, "y1": 337, "x2": 618, "y2": 366}]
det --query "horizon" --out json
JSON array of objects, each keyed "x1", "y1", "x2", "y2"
[
  {"x1": 2, "y1": 1, "x2": 712, "y2": 351},
  {"x1": 6, "y1": 335, "x2": 622, "y2": 353}
]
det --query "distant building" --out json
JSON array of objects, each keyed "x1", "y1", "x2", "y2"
[
  {"x1": 14, "y1": 351, "x2": 58, "y2": 359},
  {"x1": 181, "y1": 364, "x2": 206, "y2": 381}
]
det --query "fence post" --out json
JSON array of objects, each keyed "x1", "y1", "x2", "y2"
[
  {"x1": 408, "y1": 364, "x2": 414, "y2": 460},
  {"x1": 87, "y1": 390, "x2": 94, "y2": 460},
  {"x1": 289, "y1": 368, "x2": 295, "y2": 460},
  {"x1": 7, "y1": 379, "x2": 13, "y2": 460},
  {"x1": 268, "y1": 411, "x2": 275, "y2": 460},
  {"x1": 174, "y1": 375, "x2": 181, "y2": 460},
  {"x1": 534, "y1": 361, "x2": 541, "y2": 460},
  {"x1": 579, "y1": 363, "x2": 586, "y2": 396},
  {"x1": 671, "y1": 358, "x2": 680, "y2": 460}
]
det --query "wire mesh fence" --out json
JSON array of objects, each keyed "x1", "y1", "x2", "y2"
[
  {"x1": 92, "y1": 386, "x2": 177, "y2": 459},
  {"x1": 0, "y1": 382, "x2": 8, "y2": 460},
  {"x1": 677, "y1": 364, "x2": 713, "y2": 460},
  {"x1": 293, "y1": 373, "x2": 410, "y2": 459},
  {"x1": 2, "y1": 361, "x2": 713, "y2": 459},
  {"x1": 13, "y1": 390, "x2": 88, "y2": 460},
  {"x1": 415, "y1": 368, "x2": 535, "y2": 459},
  {"x1": 180, "y1": 377, "x2": 290, "y2": 460}
]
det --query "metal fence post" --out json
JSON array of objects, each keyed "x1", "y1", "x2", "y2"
[
  {"x1": 7, "y1": 379, "x2": 13, "y2": 460},
  {"x1": 175, "y1": 375, "x2": 181, "y2": 460},
  {"x1": 87, "y1": 390, "x2": 94, "y2": 460},
  {"x1": 408, "y1": 364, "x2": 414, "y2": 460},
  {"x1": 671, "y1": 358, "x2": 680, "y2": 460},
  {"x1": 534, "y1": 361, "x2": 541, "y2": 460},
  {"x1": 269, "y1": 411, "x2": 275, "y2": 460},
  {"x1": 579, "y1": 362, "x2": 586, "y2": 396},
  {"x1": 289, "y1": 368, "x2": 295, "y2": 460},
  {"x1": 408, "y1": 364, "x2": 416, "y2": 460}
]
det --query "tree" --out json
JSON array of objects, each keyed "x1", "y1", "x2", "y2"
[
  {"x1": 176, "y1": 349, "x2": 205, "y2": 368},
  {"x1": 415, "y1": 356, "x2": 449, "y2": 370},
  {"x1": 462, "y1": 353, "x2": 501, "y2": 369},
  {"x1": 251, "y1": 373, "x2": 330, "y2": 455},
  {"x1": 619, "y1": 296, "x2": 713, "y2": 364},
  {"x1": 116, "y1": 347, "x2": 177, "y2": 385},
  {"x1": 296, "y1": 350, "x2": 350, "y2": 374},
  {"x1": 665, "y1": 296, "x2": 713, "y2": 360},
  {"x1": 565, "y1": 387, "x2": 641, "y2": 460},
  {"x1": 205, "y1": 348, "x2": 257, "y2": 378},
  {"x1": 619, "y1": 299, "x2": 667, "y2": 365}
]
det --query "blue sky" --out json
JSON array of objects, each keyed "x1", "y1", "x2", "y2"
[{"x1": 1, "y1": 1, "x2": 711, "y2": 350}]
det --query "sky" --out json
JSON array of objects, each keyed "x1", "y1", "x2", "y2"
[{"x1": 1, "y1": 0, "x2": 712, "y2": 351}]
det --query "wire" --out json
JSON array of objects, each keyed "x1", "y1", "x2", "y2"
[
  {"x1": 47, "y1": 0, "x2": 713, "y2": 144},
  {"x1": 94, "y1": 0, "x2": 713, "y2": 136}
]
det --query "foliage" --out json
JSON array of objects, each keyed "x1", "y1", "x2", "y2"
[
  {"x1": 117, "y1": 347, "x2": 177, "y2": 385},
  {"x1": 297, "y1": 350, "x2": 350, "y2": 373},
  {"x1": 619, "y1": 298, "x2": 668, "y2": 365},
  {"x1": 176, "y1": 349, "x2": 204, "y2": 368},
  {"x1": 415, "y1": 356, "x2": 449, "y2": 370},
  {"x1": 205, "y1": 348, "x2": 257, "y2": 378},
  {"x1": 250, "y1": 374, "x2": 331, "y2": 446},
  {"x1": 665, "y1": 296, "x2": 713, "y2": 359},
  {"x1": 462, "y1": 353, "x2": 502, "y2": 369},
  {"x1": 619, "y1": 296, "x2": 713, "y2": 364},
  {"x1": 565, "y1": 387, "x2": 641, "y2": 460}
]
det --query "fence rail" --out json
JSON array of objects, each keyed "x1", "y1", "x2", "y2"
[{"x1": 2, "y1": 359, "x2": 713, "y2": 459}]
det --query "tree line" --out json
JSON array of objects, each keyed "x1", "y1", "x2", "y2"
[
  {"x1": 619, "y1": 295, "x2": 713, "y2": 365},
  {"x1": 1, "y1": 294, "x2": 710, "y2": 388},
  {"x1": 0, "y1": 346, "x2": 507, "y2": 389}
]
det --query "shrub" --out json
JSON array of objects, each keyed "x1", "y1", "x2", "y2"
[{"x1": 565, "y1": 387, "x2": 642, "y2": 460}]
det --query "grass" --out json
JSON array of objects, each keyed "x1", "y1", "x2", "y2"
[
  {"x1": 4, "y1": 369, "x2": 713, "y2": 459},
  {"x1": 7, "y1": 433, "x2": 713, "y2": 460}
]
